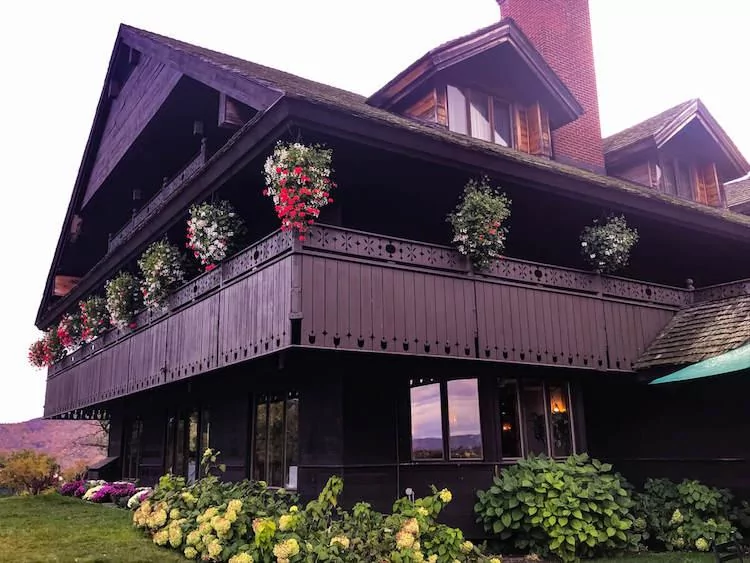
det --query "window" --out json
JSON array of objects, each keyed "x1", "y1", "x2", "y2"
[
  {"x1": 447, "y1": 85, "x2": 513, "y2": 147},
  {"x1": 253, "y1": 391, "x2": 299, "y2": 488},
  {"x1": 497, "y1": 379, "x2": 575, "y2": 459},
  {"x1": 410, "y1": 378, "x2": 483, "y2": 461},
  {"x1": 122, "y1": 418, "x2": 142, "y2": 479},
  {"x1": 659, "y1": 158, "x2": 695, "y2": 200},
  {"x1": 165, "y1": 408, "x2": 211, "y2": 482}
]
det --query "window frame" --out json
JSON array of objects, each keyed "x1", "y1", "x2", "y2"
[
  {"x1": 446, "y1": 84, "x2": 515, "y2": 148},
  {"x1": 164, "y1": 407, "x2": 211, "y2": 482},
  {"x1": 122, "y1": 417, "x2": 143, "y2": 480},
  {"x1": 659, "y1": 157, "x2": 695, "y2": 200},
  {"x1": 251, "y1": 390, "x2": 300, "y2": 489},
  {"x1": 497, "y1": 379, "x2": 577, "y2": 460},
  {"x1": 409, "y1": 376, "x2": 484, "y2": 462}
]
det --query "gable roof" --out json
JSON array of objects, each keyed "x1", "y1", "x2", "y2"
[
  {"x1": 366, "y1": 18, "x2": 583, "y2": 128},
  {"x1": 38, "y1": 24, "x2": 750, "y2": 327},
  {"x1": 726, "y1": 177, "x2": 750, "y2": 209},
  {"x1": 603, "y1": 99, "x2": 749, "y2": 179},
  {"x1": 635, "y1": 294, "x2": 750, "y2": 370}
]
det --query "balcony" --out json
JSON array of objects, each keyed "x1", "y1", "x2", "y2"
[{"x1": 45, "y1": 225, "x2": 695, "y2": 419}]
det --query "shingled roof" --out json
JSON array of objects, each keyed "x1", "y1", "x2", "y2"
[
  {"x1": 603, "y1": 99, "x2": 696, "y2": 155},
  {"x1": 726, "y1": 177, "x2": 750, "y2": 208},
  {"x1": 635, "y1": 295, "x2": 750, "y2": 370}
]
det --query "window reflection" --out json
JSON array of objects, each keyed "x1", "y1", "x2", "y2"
[
  {"x1": 469, "y1": 91, "x2": 492, "y2": 142},
  {"x1": 447, "y1": 379, "x2": 483, "y2": 459},
  {"x1": 548, "y1": 384, "x2": 573, "y2": 457},
  {"x1": 410, "y1": 383, "x2": 444, "y2": 460},
  {"x1": 268, "y1": 400, "x2": 284, "y2": 487},
  {"x1": 186, "y1": 410, "x2": 199, "y2": 483},
  {"x1": 253, "y1": 402, "x2": 267, "y2": 482},
  {"x1": 447, "y1": 86, "x2": 468, "y2": 134},
  {"x1": 285, "y1": 397, "x2": 299, "y2": 489},
  {"x1": 493, "y1": 100, "x2": 512, "y2": 147},
  {"x1": 520, "y1": 385, "x2": 547, "y2": 455},
  {"x1": 498, "y1": 380, "x2": 522, "y2": 458}
]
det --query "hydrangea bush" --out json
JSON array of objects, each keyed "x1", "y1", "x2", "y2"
[
  {"x1": 447, "y1": 177, "x2": 511, "y2": 271},
  {"x1": 138, "y1": 240, "x2": 185, "y2": 311},
  {"x1": 263, "y1": 142, "x2": 336, "y2": 241},
  {"x1": 579, "y1": 215, "x2": 639, "y2": 274},
  {"x1": 634, "y1": 478, "x2": 736, "y2": 552},
  {"x1": 187, "y1": 200, "x2": 247, "y2": 271},
  {"x1": 475, "y1": 454, "x2": 640, "y2": 563},
  {"x1": 80, "y1": 296, "x2": 111, "y2": 341},
  {"x1": 106, "y1": 271, "x2": 143, "y2": 328},
  {"x1": 130, "y1": 449, "x2": 499, "y2": 563}
]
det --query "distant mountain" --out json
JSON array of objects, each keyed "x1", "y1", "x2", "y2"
[
  {"x1": 412, "y1": 435, "x2": 482, "y2": 457},
  {"x1": 0, "y1": 418, "x2": 107, "y2": 470}
]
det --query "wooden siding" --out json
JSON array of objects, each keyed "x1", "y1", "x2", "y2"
[
  {"x1": 82, "y1": 54, "x2": 182, "y2": 206},
  {"x1": 44, "y1": 232, "x2": 294, "y2": 418},
  {"x1": 299, "y1": 226, "x2": 686, "y2": 372},
  {"x1": 45, "y1": 225, "x2": 690, "y2": 418}
]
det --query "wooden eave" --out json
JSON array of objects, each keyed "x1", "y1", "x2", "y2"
[
  {"x1": 366, "y1": 19, "x2": 583, "y2": 127},
  {"x1": 36, "y1": 24, "x2": 285, "y2": 328}
]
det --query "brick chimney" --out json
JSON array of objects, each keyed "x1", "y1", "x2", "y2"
[{"x1": 498, "y1": 0, "x2": 605, "y2": 172}]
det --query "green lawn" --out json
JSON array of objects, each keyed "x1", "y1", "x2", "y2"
[
  {"x1": 0, "y1": 494, "x2": 719, "y2": 563},
  {"x1": 590, "y1": 555, "x2": 713, "y2": 563},
  {"x1": 0, "y1": 494, "x2": 185, "y2": 562}
]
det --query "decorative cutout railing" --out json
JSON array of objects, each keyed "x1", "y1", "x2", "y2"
[
  {"x1": 48, "y1": 229, "x2": 294, "y2": 377},
  {"x1": 693, "y1": 279, "x2": 750, "y2": 303},
  {"x1": 107, "y1": 139, "x2": 207, "y2": 254},
  {"x1": 303, "y1": 225, "x2": 693, "y2": 307}
]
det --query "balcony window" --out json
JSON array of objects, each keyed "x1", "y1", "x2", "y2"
[
  {"x1": 253, "y1": 391, "x2": 299, "y2": 489},
  {"x1": 410, "y1": 377, "x2": 483, "y2": 461},
  {"x1": 497, "y1": 379, "x2": 575, "y2": 459}
]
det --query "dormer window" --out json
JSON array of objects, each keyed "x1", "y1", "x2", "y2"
[{"x1": 446, "y1": 85, "x2": 513, "y2": 147}]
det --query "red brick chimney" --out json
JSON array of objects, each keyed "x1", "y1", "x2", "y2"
[{"x1": 498, "y1": 0, "x2": 605, "y2": 171}]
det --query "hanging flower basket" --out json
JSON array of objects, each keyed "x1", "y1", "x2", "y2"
[
  {"x1": 57, "y1": 312, "x2": 83, "y2": 351},
  {"x1": 580, "y1": 215, "x2": 639, "y2": 274},
  {"x1": 263, "y1": 141, "x2": 336, "y2": 241},
  {"x1": 447, "y1": 177, "x2": 512, "y2": 271},
  {"x1": 138, "y1": 240, "x2": 185, "y2": 311},
  {"x1": 186, "y1": 200, "x2": 247, "y2": 271},
  {"x1": 28, "y1": 339, "x2": 48, "y2": 368},
  {"x1": 28, "y1": 328, "x2": 65, "y2": 368},
  {"x1": 106, "y1": 271, "x2": 143, "y2": 329},
  {"x1": 80, "y1": 296, "x2": 111, "y2": 342}
]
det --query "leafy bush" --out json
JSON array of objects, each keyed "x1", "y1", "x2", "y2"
[
  {"x1": 475, "y1": 454, "x2": 639, "y2": 562},
  {"x1": 634, "y1": 478, "x2": 736, "y2": 552},
  {"x1": 447, "y1": 177, "x2": 511, "y2": 271},
  {"x1": 0, "y1": 450, "x2": 60, "y2": 495},
  {"x1": 133, "y1": 449, "x2": 498, "y2": 562}
]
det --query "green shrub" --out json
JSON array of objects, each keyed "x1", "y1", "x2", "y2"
[
  {"x1": 0, "y1": 450, "x2": 60, "y2": 495},
  {"x1": 634, "y1": 478, "x2": 736, "y2": 552},
  {"x1": 133, "y1": 449, "x2": 498, "y2": 562},
  {"x1": 475, "y1": 454, "x2": 639, "y2": 562}
]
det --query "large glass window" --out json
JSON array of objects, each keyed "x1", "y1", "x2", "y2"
[
  {"x1": 410, "y1": 382, "x2": 443, "y2": 460},
  {"x1": 122, "y1": 418, "x2": 142, "y2": 479},
  {"x1": 410, "y1": 378, "x2": 483, "y2": 461},
  {"x1": 497, "y1": 380, "x2": 575, "y2": 459},
  {"x1": 660, "y1": 158, "x2": 695, "y2": 200},
  {"x1": 165, "y1": 408, "x2": 210, "y2": 482},
  {"x1": 253, "y1": 392, "x2": 299, "y2": 488},
  {"x1": 447, "y1": 86, "x2": 468, "y2": 135}
]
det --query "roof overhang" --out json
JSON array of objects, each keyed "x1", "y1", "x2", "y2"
[
  {"x1": 607, "y1": 100, "x2": 749, "y2": 180},
  {"x1": 366, "y1": 19, "x2": 583, "y2": 129}
]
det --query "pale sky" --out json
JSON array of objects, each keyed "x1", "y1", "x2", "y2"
[{"x1": 1, "y1": 0, "x2": 748, "y2": 423}]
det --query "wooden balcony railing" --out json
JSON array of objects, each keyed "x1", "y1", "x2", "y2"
[
  {"x1": 45, "y1": 224, "x2": 695, "y2": 419},
  {"x1": 107, "y1": 139, "x2": 207, "y2": 255}
]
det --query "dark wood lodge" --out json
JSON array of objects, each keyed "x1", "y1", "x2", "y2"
[{"x1": 36, "y1": 0, "x2": 750, "y2": 532}]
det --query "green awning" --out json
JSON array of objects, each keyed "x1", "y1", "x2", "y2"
[{"x1": 650, "y1": 341, "x2": 750, "y2": 384}]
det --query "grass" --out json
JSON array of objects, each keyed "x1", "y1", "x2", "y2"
[
  {"x1": 590, "y1": 555, "x2": 713, "y2": 563},
  {"x1": 0, "y1": 494, "x2": 719, "y2": 563},
  {"x1": 0, "y1": 494, "x2": 185, "y2": 562}
]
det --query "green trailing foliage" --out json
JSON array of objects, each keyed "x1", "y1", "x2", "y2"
[
  {"x1": 633, "y1": 478, "x2": 736, "y2": 552},
  {"x1": 475, "y1": 454, "x2": 640, "y2": 562}
]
